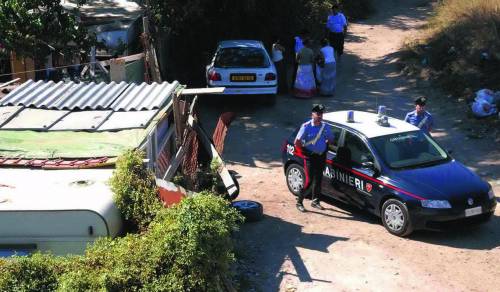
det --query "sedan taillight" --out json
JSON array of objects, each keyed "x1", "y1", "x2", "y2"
[
  {"x1": 265, "y1": 72, "x2": 276, "y2": 81},
  {"x1": 209, "y1": 71, "x2": 222, "y2": 81}
]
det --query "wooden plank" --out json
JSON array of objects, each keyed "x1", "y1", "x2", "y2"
[
  {"x1": 163, "y1": 145, "x2": 186, "y2": 181},
  {"x1": 99, "y1": 53, "x2": 145, "y2": 67},
  {"x1": 172, "y1": 94, "x2": 183, "y2": 148},
  {"x1": 192, "y1": 120, "x2": 238, "y2": 196},
  {"x1": 180, "y1": 87, "x2": 225, "y2": 95},
  {"x1": 0, "y1": 78, "x2": 20, "y2": 89},
  {"x1": 156, "y1": 125, "x2": 175, "y2": 158}
]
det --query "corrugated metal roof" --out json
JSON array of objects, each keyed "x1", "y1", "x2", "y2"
[
  {"x1": 0, "y1": 80, "x2": 129, "y2": 110},
  {"x1": 0, "y1": 80, "x2": 180, "y2": 131},
  {"x1": 2, "y1": 109, "x2": 70, "y2": 130},
  {"x1": 0, "y1": 106, "x2": 23, "y2": 127},
  {"x1": 110, "y1": 81, "x2": 179, "y2": 111},
  {"x1": 50, "y1": 110, "x2": 113, "y2": 131},
  {"x1": 97, "y1": 110, "x2": 158, "y2": 131},
  {"x1": 0, "y1": 80, "x2": 179, "y2": 111}
]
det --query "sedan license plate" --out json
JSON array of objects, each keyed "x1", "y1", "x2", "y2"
[
  {"x1": 465, "y1": 206, "x2": 482, "y2": 217},
  {"x1": 231, "y1": 75, "x2": 255, "y2": 82}
]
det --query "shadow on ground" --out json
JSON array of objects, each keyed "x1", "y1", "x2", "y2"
[
  {"x1": 409, "y1": 214, "x2": 500, "y2": 250},
  {"x1": 235, "y1": 214, "x2": 349, "y2": 290}
]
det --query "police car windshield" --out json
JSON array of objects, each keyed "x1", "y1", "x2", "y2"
[{"x1": 370, "y1": 131, "x2": 449, "y2": 169}]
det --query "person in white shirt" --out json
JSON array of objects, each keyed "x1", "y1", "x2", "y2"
[
  {"x1": 318, "y1": 39, "x2": 336, "y2": 96},
  {"x1": 326, "y1": 4, "x2": 348, "y2": 60},
  {"x1": 272, "y1": 37, "x2": 287, "y2": 94}
]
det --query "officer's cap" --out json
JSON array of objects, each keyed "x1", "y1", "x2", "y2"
[
  {"x1": 414, "y1": 97, "x2": 427, "y2": 106},
  {"x1": 312, "y1": 104, "x2": 325, "y2": 114}
]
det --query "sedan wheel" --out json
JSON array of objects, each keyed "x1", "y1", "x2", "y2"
[
  {"x1": 285, "y1": 164, "x2": 310, "y2": 197},
  {"x1": 381, "y1": 199, "x2": 413, "y2": 236}
]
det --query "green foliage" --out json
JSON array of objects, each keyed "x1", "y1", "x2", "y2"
[
  {"x1": 110, "y1": 149, "x2": 162, "y2": 231},
  {"x1": 0, "y1": 194, "x2": 242, "y2": 292},
  {"x1": 0, "y1": 0, "x2": 94, "y2": 61},
  {"x1": 145, "y1": 193, "x2": 243, "y2": 291},
  {"x1": 0, "y1": 253, "x2": 62, "y2": 291}
]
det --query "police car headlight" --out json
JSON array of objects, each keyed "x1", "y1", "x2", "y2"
[
  {"x1": 488, "y1": 187, "x2": 495, "y2": 200},
  {"x1": 421, "y1": 200, "x2": 452, "y2": 209}
]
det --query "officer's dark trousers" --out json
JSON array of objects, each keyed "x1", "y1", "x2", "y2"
[
  {"x1": 297, "y1": 152, "x2": 326, "y2": 205},
  {"x1": 328, "y1": 32, "x2": 345, "y2": 57}
]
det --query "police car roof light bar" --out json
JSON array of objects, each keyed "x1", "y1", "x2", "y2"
[
  {"x1": 376, "y1": 115, "x2": 390, "y2": 127},
  {"x1": 377, "y1": 105, "x2": 386, "y2": 117},
  {"x1": 346, "y1": 110, "x2": 355, "y2": 123}
]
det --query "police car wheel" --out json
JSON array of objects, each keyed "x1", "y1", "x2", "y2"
[
  {"x1": 231, "y1": 200, "x2": 263, "y2": 222},
  {"x1": 285, "y1": 164, "x2": 311, "y2": 197},
  {"x1": 381, "y1": 199, "x2": 413, "y2": 237}
]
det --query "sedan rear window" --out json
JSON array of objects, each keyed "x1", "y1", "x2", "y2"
[{"x1": 214, "y1": 47, "x2": 270, "y2": 68}]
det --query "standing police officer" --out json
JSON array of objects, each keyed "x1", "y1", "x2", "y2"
[
  {"x1": 326, "y1": 4, "x2": 348, "y2": 61},
  {"x1": 294, "y1": 104, "x2": 335, "y2": 212},
  {"x1": 404, "y1": 97, "x2": 433, "y2": 133}
]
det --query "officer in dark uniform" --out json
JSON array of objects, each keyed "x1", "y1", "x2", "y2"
[
  {"x1": 404, "y1": 97, "x2": 433, "y2": 133},
  {"x1": 294, "y1": 104, "x2": 335, "y2": 212}
]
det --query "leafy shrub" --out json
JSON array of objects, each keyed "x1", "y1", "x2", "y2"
[
  {"x1": 145, "y1": 193, "x2": 243, "y2": 291},
  {"x1": 0, "y1": 254, "x2": 61, "y2": 291},
  {"x1": 70, "y1": 194, "x2": 242, "y2": 291},
  {"x1": 109, "y1": 149, "x2": 162, "y2": 231},
  {"x1": 0, "y1": 193, "x2": 242, "y2": 291}
]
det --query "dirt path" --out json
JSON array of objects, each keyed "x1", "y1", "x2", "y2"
[{"x1": 200, "y1": 0, "x2": 499, "y2": 291}]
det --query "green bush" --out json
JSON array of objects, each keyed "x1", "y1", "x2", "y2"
[
  {"x1": 145, "y1": 193, "x2": 243, "y2": 291},
  {"x1": 109, "y1": 149, "x2": 162, "y2": 231},
  {"x1": 0, "y1": 193, "x2": 243, "y2": 291},
  {"x1": 0, "y1": 254, "x2": 61, "y2": 291}
]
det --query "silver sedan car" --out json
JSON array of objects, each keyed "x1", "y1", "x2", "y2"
[{"x1": 206, "y1": 40, "x2": 278, "y2": 104}]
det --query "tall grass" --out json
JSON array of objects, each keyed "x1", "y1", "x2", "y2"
[
  {"x1": 407, "y1": 0, "x2": 500, "y2": 96},
  {"x1": 429, "y1": 0, "x2": 499, "y2": 44}
]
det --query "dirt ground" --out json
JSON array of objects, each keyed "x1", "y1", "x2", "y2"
[{"x1": 199, "y1": 0, "x2": 500, "y2": 291}]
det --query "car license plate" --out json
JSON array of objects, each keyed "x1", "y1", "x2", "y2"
[
  {"x1": 231, "y1": 75, "x2": 255, "y2": 82},
  {"x1": 465, "y1": 206, "x2": 482, "y2": 217}
]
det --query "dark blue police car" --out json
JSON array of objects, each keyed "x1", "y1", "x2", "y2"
[{"x1": 282, "y1": 110, "x2": 496, "y2": 236}]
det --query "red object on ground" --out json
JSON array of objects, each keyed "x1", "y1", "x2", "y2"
[{"x1": 156, "y1": 179, "x2": 187, "y2": 207}]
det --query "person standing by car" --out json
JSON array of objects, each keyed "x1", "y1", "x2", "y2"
[
  {"x1": 404, "y1": 97, "x2": 434, "y2": 134},
  {"x1": 294, "y1": 104, "x2": 335, "y2": 212},
  {"x1": 326, "y1": 4, "x2": 348, "y2": 61},
  {"x1": 318, "y1": 38, "x2": 336, "y2": 96},
  {"x1": 291, "y1": 30, "x2": 309, "y2": 89},
  {"x1": 293, "y1": 39, "x2": 317, "y2": 98},
  {"x1": 272, "y1": 37, "x2": 287, "y2": 94}
]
